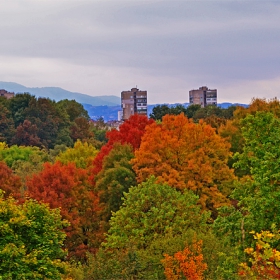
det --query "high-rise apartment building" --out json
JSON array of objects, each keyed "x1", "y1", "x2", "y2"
[
  {"x1": 189, "y1": 86, "x2": 217, "y2": 107},
  {"x1": 121, "y1": 87, "x2": 147, "y2": 120}
]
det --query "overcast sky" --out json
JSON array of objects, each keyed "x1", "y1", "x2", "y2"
[{"x1": 0, "y1": 0, "x2": 280, "y2": 104}]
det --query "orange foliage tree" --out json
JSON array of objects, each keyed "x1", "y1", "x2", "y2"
[
  {"x1": 132, "y1": 113, "x2": 235, "y2": 212},
  {"x1": 234, "y1": 98, "x2": 280, "y2": 120},
  {"x1": 162, "y1": 239, "x2": 207, "y2": 280},
  {"x1": 25, "y1": 161, "x2": 101, "y2": 260}
]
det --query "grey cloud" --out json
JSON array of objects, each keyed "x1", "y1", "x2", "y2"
[{"x1": 0, "y1": 0, "x2": 280, "y2": 103}]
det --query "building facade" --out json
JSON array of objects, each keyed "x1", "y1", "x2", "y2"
[
  {"x1": 0, "y1": 89, "x2": 14, "y2": 99},
  {"x1": 189, "y1": 86, "x2": 217, "y2": 107},
  {"x1": 121, "y1": 87, "x2": 147, "y2": 120}
]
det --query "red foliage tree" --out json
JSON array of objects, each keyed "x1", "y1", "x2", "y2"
[
  {"x1": 0, "y1": 161, "x2": 22, "y2": 198},
  {"x1": 11, "y1": 120, "x2": 42, "y2": 147},
  {"x1": 90, "y1": 114, "x2": 154, "y2": 178},
  {"x1": 106, "y1": 114, "x2": 154, "y2": 150},
  {"x1": 25, "y1": 161, "x2": 101, "y2": 260}
]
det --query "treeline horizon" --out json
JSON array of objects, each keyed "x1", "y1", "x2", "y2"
[{"x1": 1, "y1": 94, "x2": 280, "y2": 279}]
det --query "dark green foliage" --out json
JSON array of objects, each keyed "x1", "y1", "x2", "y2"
[
  {"x1": 0, "y1": 96, "x2": 9, "y2": 107},
  {"x1": 89, "y1": 117, "x2": 108, "y2": 144},
  {"x1": 185, "y1": 104, "x2": 201, "y2": 119},
  {"x1": 8, "y1": 93, "x2": 35, "y2": 127},
  {"x1": 150, "y1": 104, "x2": 188, "y2": 121},
  {"x1": 84, "y1": 249, "x2": 145, "y2": 280},
  {"x1": 23, "y1": 97, "x2": 68, "y2": 148},
  {"x1": 95, "y1": 143, "x2": 136, "y2": 230},
  {"x1": 0, "y1": 103, "x2": 15, "y2": 143},
  {"x1": 169, "y1": 104, "x2": 188, "y2": 116},
  {"x1": 149, "y1": 104, "x2": 170, "y2": 121},
  {"x1": 192, "y1": 105, "x2": 236, "y2": 122},
  {"x1": 150, "y1": 104, "x2": 235, "y2": 124},
  {"x1": 1, "y1": 93, "x2": 92, "y2": 148},
  {"x1": 193, "y1": 105, "x2": 225, "y2": 120},
  {"x1": 56, "y1": 99, "x2": 89, "y2": 122}
]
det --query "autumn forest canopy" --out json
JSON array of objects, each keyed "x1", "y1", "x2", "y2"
[{"x1": 1, "y1": 93, "x2": 280, "y2": 279}]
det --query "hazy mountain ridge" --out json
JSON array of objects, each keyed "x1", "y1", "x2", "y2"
[
  {"x1": 0, "y1": 81, "x2": 120, "y2": 106},
  {"x1": 85, "y1": 102, "x2": 248, "y2": 121},
  {"x1": 0, "y1": 82, "x2": 247, "y2": 121}
]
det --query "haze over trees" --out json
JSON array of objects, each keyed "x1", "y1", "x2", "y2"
[{"x1": 1, "y1": 93, "x2": 280, "y2": 279}]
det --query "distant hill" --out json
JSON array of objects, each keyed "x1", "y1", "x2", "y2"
[
  {"x1": 0, "y1": 81, "x2": 248, "y2": 121},
  {"x1": 83, "y1": 104, "x2": 121, "y2": 121},
  {"x1": 0, "y1": 81, "x2": 120, "y2": 106},
  {"x1": 85, "y1": 102, "x2": 248, "y2": 122}
]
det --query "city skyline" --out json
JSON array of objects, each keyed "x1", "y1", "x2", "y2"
[{"x1": 0, "y1": 1, "x2": 279, "y2": 105}]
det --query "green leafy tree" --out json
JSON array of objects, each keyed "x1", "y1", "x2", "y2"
[
  {"x1": 55, "y1": 127, "x2": 73, "y2": 147},
  {"x1": 222, "y1": 105, "x2": 237, "y2": 119},
  {"x1": 56, "y1": 140, "x2": 98, "y2": 169},
  {"x1": 49, "y1": 144, "x2": 68, "y2": 159},
  {"x1": 95, "y1": 143, "x2": 136, "y2": 229},
  {"x1": 149, "y1": 104, "x2": 170, "y2": 121},
  {"x1": 24, "y1": 97, "x2": 66, "y2": 149},
  {"x1": 0, "y1": 190, "x2": 68, "y2": 279},
  {"x1": 7, "y1": 93, "x2": 92, "y2": 148},
  {"x1": 0, "y1": 96, "x2": 9, "y2": 107},
  {"x1": 104, "y1": 176, "x2": 209, "y2": 250},
  {"x1": 0, "y1": 103, "x2": 15, "y2": 143},
  {"x1": 86, "y1": 227, "x2": 234, "y2": 280},
  {"x1": 214, "y1": 112, "x2": 280, "y2": 272},
  {"x1": 89, "y1": 117, "x2": 109, "y2": 144},
  {"x1": 56, "y1": 99, "x2": 89, "y2": 122},
  {"x1": 0, "y1": 144, "x2": 49, "y2": 190},
  {"x1": 8, "y1": 93, "x2": 35, "y2": 127},
  {"x1": 185, "y1": 104, "x2": 201, "y2": 119},
  {"x1": 88, "y1": 178, "x2": 210, "y2": 279},
  {"x1": 237, "y1": 112, "x2": 280, "y2": 231},
  {"x1": 193, "y1": 105, "x2": 224, "y2": 121},
  {"x1": 150, "y1": 104, "x2": 189, "y2": 121},
  {"x1": 169, "y1": 104, "x2": 188, "y2": 116},
  {"x1": 56, "y1": 99, "x2": 91, "y2": 145}
]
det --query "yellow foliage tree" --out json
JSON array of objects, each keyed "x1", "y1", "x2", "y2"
[
  {"x1": 56, "y1": 140, "x2": 98, "y2": 169},
  {"x1": 239, "y1": 226, "x2": 280, "y2": 279}
]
